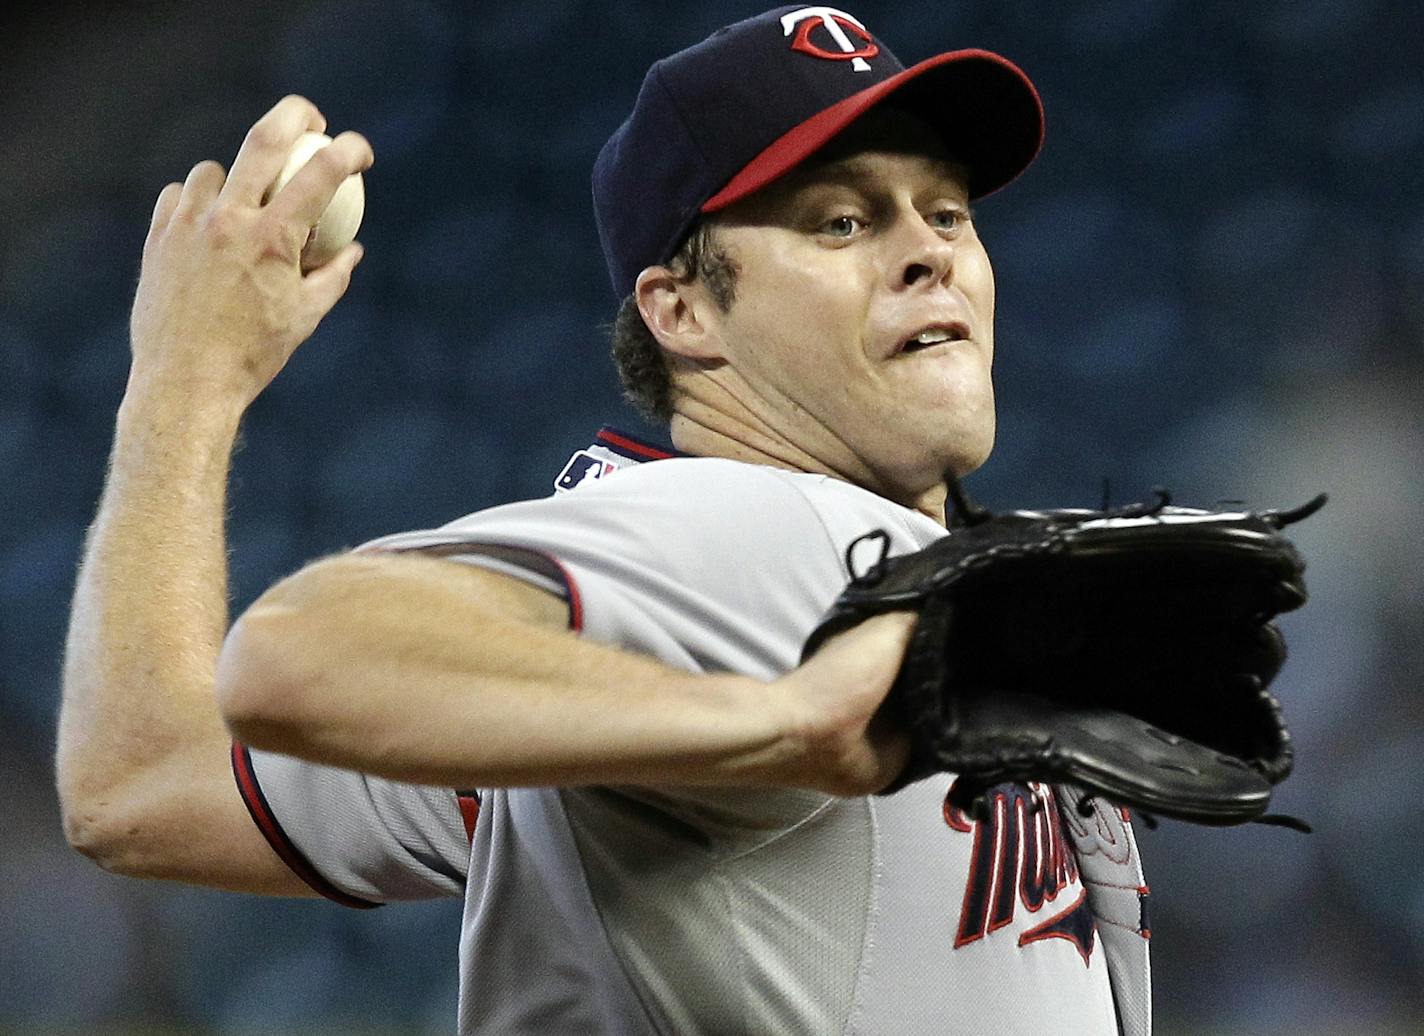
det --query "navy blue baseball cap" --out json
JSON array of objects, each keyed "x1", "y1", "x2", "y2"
[{"x1": 593, "y1": 5, "x2": 1044, "y2": 300}]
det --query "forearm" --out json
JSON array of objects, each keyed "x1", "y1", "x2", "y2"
[
  {"x1": 57, "y1": 377, "x2": 244, "y2": 859},
  {"x1": 217, "y1": 554, "x2": 805, "y2": 790},
  {"x1": 56, "y1": 96, "x2": 373, "y2": 892}
]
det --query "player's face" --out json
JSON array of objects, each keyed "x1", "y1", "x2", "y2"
[{"x1": 704, "y1": 109, "x2": 996, "y2": 505}]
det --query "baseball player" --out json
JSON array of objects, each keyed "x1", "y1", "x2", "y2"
[{"x1": 59, "y1": 7, "x2": 1151, "y2": 1034}]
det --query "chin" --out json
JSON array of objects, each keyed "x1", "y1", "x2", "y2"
[
  {"x1": 942, "y1": 440, "x2": 992, "y2": 479},
  {"x1": 931, "y1": 412, "x2": 996, "y2": 479},
  {"x1": 874, "y1": 423, "x2": 993, "y2": 498},
  {"x1": 916, "y1": 379, "x2": 995, "y2": 472}
]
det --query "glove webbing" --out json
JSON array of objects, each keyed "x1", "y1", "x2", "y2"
[{"x1": 858, "y1": 472, "x2": 1321, "y2": 832}]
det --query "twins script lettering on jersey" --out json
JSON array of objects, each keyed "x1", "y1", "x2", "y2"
[{"x1": 945, "y1": 783, "x2": 1098, "y2": 965}]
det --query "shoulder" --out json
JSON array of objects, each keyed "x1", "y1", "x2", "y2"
[
  {"x1": 546, "y1": 458, "x2": 845, "y2": 557},
  {"x1": 579, "y1": 456, "x2": 811, "y2": 502},
  {"x1": 358, "y1": 458, "x2": 942, "y2": 577},
  {"x1": 571, "y1": 459, "x2": 942, "y2": 551},
  {"x1": 352, "y1": 459, "x2": 811, "y2": 561},
  {"x1": 763, "y1": 469, "x2": 946, "y2": 552}
]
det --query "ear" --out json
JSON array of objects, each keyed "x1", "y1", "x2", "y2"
[{"x1": 634, "y1": 266, "x2": 726, "y2": 362}]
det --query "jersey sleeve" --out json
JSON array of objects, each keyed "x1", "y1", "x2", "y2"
[
  {"x1": 349, "y1": 459, "x2": 945, "y2": 839},
  {"x1": 355, "y1": 458, "x2": 885, "y2": 679},
  {"x1": 233, "y1": 458, "x2": 943, "y2": 863},
  {"x1": 232, "y1": 742, "x2": 473, "y2": 907}
]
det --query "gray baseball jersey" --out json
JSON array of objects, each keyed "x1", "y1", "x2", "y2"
[{"x1": 233, "y1": 428, "x2": 1152, "y2": 1035}]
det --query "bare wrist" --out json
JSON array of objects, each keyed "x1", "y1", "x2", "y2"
[
  {"x1": 119, "y1": 367, "x2": 248, "y2": 440},
  {"x1": 717, "y1": 673, "x2": 813, "y2": 787}
]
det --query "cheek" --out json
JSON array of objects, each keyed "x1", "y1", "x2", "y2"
[
  {"x1": 728, "y1": 253, "x2": 871, "y2": 383},
  {"x1": 963, "y1": 240, "x2": 996, "y2": 326}
]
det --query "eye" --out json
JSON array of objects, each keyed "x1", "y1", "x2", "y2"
[
  {"x1": 928, "y1": 207, "x2": 971, "y2": 232},
  {"x1": 820, "y1": 214, "x2": 865, "y2": 238}
]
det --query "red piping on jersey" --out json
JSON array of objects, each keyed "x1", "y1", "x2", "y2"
[
  {"x1": 230, "y1": 742, "x2": 380, "y2": 909},
  {"x1": 373, "y1": 542, "x2": 583, "y2": 631},
  {"x1": 595, "y1": 427, "x2": 676, "y2": 461},
  {"x1": 549, "y1": 553, "x2": 584, "y2": 632},
  {"x1": 456, "y1": 793, "x2": 481, "y2": 842}
]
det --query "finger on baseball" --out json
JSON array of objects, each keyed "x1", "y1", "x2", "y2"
[
  {"x1": 300, "y1": 240, "x2": 365, "y2": 318},
  {"x1": 265, "y1": 130, "x2": 373, "y2": 229},
  {"x1": 173, "y1": 160, "x2": 227, "y2": 217},
  {"x1": 144, "y1": 182, "x2": 184, "y2": 248},
  {"x1": 221, "y1": 94, "x2": 328, "y2": 206}
]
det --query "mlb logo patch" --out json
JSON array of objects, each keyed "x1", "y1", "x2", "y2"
[{"x1": 555, "y1": 451, "x2": 617, "y2": 493}]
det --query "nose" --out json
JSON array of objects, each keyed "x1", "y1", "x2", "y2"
[{"x1": 891, "y1": 213, "x2": 955, "y2": 290}]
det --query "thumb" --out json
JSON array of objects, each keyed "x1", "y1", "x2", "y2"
[
  {"x1": 806, "y1": 610, "x2": 917, "y2": 691},
  {"x1": 143, "y1": 182, "x2": 184, "y2": 256},
  {"x1": 788, "y1": 610, "x2": 917, "y2": 795},
  {"x1": 301, "y1": 240, "x2": 365, "y2": 318}
]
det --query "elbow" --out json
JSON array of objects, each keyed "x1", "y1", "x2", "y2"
[
  {"x1": 60, "y1": 804, "x2": 145, "y2": 878},
  {"x1": 57, "y1": 773, "x2": 170, "y2": 879},
  {"x1": 215, "y1": 606, "x2": 314, "y2": 751},
  {"x1": 58, "y1": 790, "x2": 118, "y2": 870},
  {"x1": 55, "y1": 746, "x2": 128, "y2": 872}
]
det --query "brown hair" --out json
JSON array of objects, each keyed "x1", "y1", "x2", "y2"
[{"x1": 609, "y1": 220, "x2": 739, "y2": 422}]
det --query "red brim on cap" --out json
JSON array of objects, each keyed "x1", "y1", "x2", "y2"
[{"x1": 701, "y1": 48, "x2": 1044, "y2": 213}]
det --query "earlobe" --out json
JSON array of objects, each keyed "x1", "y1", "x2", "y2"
[{"x1": 635, "y1": 267, "x2": 725, "y2": 362}]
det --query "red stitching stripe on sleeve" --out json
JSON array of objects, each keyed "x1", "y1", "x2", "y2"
[
  {"x1": 230, "y1": 742, "x2": 381, "y2": 910},
  {"x1": 455, "y1": 791, "x2": 481, "y2": 843}
]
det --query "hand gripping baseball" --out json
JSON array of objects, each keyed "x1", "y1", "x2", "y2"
[
  {"x1": 803, "y1": 474, "x2": 1327, "y2": 829},
  {"x1": 129, "y1": 96, "x2": 373, "y2": 409}
]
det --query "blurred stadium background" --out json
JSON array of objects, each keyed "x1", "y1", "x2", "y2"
[{"x1": 1, "y1": 1, "x2": 1421, "y2": 1033}]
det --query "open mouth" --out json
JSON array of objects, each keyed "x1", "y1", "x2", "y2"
[{"x1": 899, "y1": 322, "x2": 971, "y2": 354}]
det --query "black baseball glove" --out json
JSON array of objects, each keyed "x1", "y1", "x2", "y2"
[{"x1": 802, "y1": 478, "x2": 1326, "y2": 829}]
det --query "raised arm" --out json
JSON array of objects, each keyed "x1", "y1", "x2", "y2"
[
  {"x1": 56, "y1": 96, "x2": 373, "y2": 893},
  {"x1": 216, "y1": 549, "x2": 915, "y2": 797}
]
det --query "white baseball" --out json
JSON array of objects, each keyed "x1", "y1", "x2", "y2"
[{"x1": 267, "y1": 130, "x2": 365, "y2": 270}]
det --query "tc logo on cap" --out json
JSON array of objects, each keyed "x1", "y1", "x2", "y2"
[{"x1": 781, "y1": 7, "x2": 880, "y2": 72}]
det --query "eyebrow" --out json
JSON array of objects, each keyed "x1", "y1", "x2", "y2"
[
  {"x1": 722, "y1": 153, "x2": 971, "y2": 228},
  {"x1": 791, "y1": 154, "x2": 969, "y2": 195}
]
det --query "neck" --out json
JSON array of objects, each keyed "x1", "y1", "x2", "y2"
[{"x1": 668, "y1": 385, "x2": 949, "y2": 526}]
